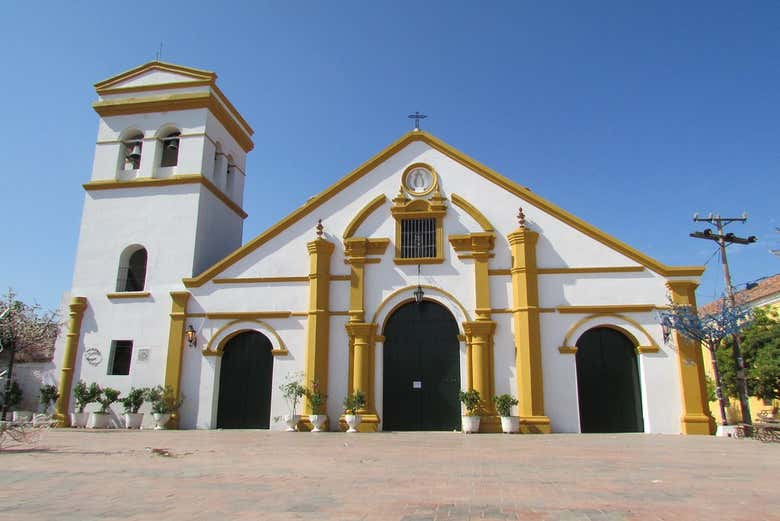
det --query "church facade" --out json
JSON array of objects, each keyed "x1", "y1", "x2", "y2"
[{"x1": 52, "y1": 61, "x2": 714, "y2": 434}]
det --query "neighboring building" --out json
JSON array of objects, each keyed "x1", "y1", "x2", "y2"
[
  {"x1": 700, "y1": 273, "x2": 780, "y2": 423},
  {"x1": 51, "y1": 61, "x2": 714, "y2": 434}
]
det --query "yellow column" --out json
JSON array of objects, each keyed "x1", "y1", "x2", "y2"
[
  {"x1": 163, "y1": 291, "x2": 190, "y2": 429},
  {"x1": 667, "y1": 280, "x2": 715, "y2": 435},
  {"x1": 54, "y1": 296, "x2": 87, "y2": 426},
  {"x1": 302, "y1": 231, "x2": 335, "y2": 430},
  {"x1": 463, "y1": 320, "x2": 499, "y2": 432},
  {"x1": 507, "y1": 221, "x2": 551, "y2": 433}
]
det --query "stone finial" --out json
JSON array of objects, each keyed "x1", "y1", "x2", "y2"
[
  {"x1": 316, "y1": 219, "x2": 323, "y2": 238},
  {"x1": 517, "y1": 208, "x2": 526, "y2": 228}
]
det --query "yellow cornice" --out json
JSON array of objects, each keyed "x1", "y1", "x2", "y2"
[
  {"x1": 539, "y1": 266, "x2": 645, "y2": 274},
  {"x1": 92, "y1": 91, "x2": 254, "y2": 152},
  {"x1": 204, "y1": 311, "x2": 292, "y2": 319},
  {"x1": 83, "y1": 174, "x2": 247, "y2": 219},
  {"x1": 94, "y1": 61, "x2": 216, "y2": 91},
  {"x1": 343, "y1": 194, "x2": 387, "y2": 239},
  {"x1": 557, "y1": 304, "x2": 657, "y2": 314},
  {"x1": 213, "y1": 276, "x2": 308, "y2": 284},
  {"x1": 95, "y1": 80, "x2": 213, "y2": 96},
  {"x1": 448, "y1": 232, "x2": 495, "y2": 254},
  {"x1": 344, "y1": 237, "x2": 390, "y2": 258},
  {"x1": 182, "y1": 130, "x2": 701, "y2": 288},
  {"x1": 450, "y1": 193, "x2": 494, "y2": 232},
  {"x1": 106, "y1": 291, "x2": 151, "y2": 299}
]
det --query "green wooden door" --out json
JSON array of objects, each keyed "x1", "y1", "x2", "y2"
[
  {"x1": 217, "y1": 331, "x2": 274, "y2": 429},
  {"x1": 576, "y1": 327, "x2": 644, "y2": 433},
  {"x1": 383, "y1": 301, "x2": 461, "y2": 431}
]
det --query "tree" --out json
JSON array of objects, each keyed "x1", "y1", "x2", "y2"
[
  {"x1": 657, "y1": 300, "x2": 753, "y2": 425},
  {"x1": 717, "y1": 307, "x2": 780, "y2": 402},
  {"x1": 0, "y1": 289, "x2": 59, "y2": 418}
]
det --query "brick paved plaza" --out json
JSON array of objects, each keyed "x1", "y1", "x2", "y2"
[{"x1": 0, "y1": 429, "x2": 778, "y2": 520}]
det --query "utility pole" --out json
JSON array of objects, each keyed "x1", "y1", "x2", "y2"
[{"x1": 690, "y1": 212, "x2": 756, "y2": 425}]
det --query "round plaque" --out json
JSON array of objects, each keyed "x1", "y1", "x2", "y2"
[{"x1": 402, "y1": 164, "x2": 438, "y2": 196}]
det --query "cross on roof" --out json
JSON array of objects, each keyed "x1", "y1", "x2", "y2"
[{"x1": 407, "y1": 112, "x2": 427, "y2": 131}]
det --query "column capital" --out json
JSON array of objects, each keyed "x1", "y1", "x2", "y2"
[
  {"x1": 463, "y1": 320, "x2": 496, "y2": 337},
  {"x1": 665, "y1": 280, "x2": 700, "y2": 294},
  {"x1": 68, "y1": 296, "x2": 87, "y2": 312},
  {"x1": 307, "y1": 237, "x2": 335, "y2": 255},
  {"x1": 507, "y1": 228, "x2": 539, "y2": 246},
  {"x1": 345, "y1": 322, "x2": 377, "y2": 339}
]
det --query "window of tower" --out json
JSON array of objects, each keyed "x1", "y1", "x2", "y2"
[
  {"x1": 122, "y1": 131, "x2": 144, "y2": 170},
  {"x1": 116, "y1": 246, "x2": 148, "y2": 292},
  {"x1": 160, "y1": 130, "x2": 181, "y2": 167}
]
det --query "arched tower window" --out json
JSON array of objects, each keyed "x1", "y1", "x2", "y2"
[
  {"x1": 225, "y1": 154, "x2": 235, "y2": 194},
  {"x1": 121, "y1": 130, "x2": 144, "y2": 170},
  {"x1": 213, "y1": 142, "x2": 224, "y2": 181},
  {"x1": 159, "y1": 130, "x2": 181, "y2": 167},
  {"x1": 116, "y1": 246, "x2": 148, "y2": 292}
]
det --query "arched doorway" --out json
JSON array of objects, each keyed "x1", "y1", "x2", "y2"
[
  {"x1": 576, "y1": 327, "x2": 644, "y2": 433},
  {"x1": 383, "y1": 300, "x2": 461, "y2": 431},
  {"x1": 217, "y1": 331, "x2": 274, "y2": 429}
]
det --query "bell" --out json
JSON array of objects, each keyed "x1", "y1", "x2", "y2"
[
  {"x1": 166, "y1": 138, "x2": 179, "y2": 151},
  {"x1": 128, "y1": 144, "x2": 141, "y2": 160}
]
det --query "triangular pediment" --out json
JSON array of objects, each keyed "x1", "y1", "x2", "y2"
[
  {"x1": 184, "y1": 130, "x2": 704, "y2": 287},
  {"x1": 95, "y1": 61, "x2": 216, "y2": 94}
]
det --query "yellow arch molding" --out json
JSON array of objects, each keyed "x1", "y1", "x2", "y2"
[
  {"x1": 450, "y1": 193, "x2": 494, "y2": 232},
  {"x1": 371, "y1": 284, "x2": 473, "y2": 331},
  {"x1": 183, "y1": 130, "x2": 703, "y2": 288},
  {"x1": 343, "y1": 194, "x2": 387, "y2": 239},
  {"x1": 558, "y1": 313, "x2": 660, "y2": 354},
  {"x1": 203, "y1": 318, "x2": 288, "y2": 357}
]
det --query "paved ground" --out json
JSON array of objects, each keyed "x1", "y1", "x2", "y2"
[{"x1": 0, "y1": 429, "x2": 778, "y2": 520}]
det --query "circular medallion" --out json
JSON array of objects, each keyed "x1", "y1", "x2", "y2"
[
  {"x1": 402, "y1": 164, "x2": 438, "y2": 196},
  {"x1": 84, "y1": 348, "x2": 103, "y2": 366}
]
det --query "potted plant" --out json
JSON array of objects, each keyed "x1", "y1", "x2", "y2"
[
  {"x1": 459, "y1": 389, "x2": 482, "y2": 433},
  {"x1": 71, "y1": 380, "x2": 98, "y2": 427},
  {"x1": 2, "y1": 381, "x2": 26, "y2": 422},
  {"x1": 493, "y1": 393, "x2": 520, "y2": 434},
  {"x1": 342, "y1": 390, "x2": 366, "y2": 433},
  {"x1": 35, "y1": 384, "x2": 60, "y2": 426},
  {"x1": 146, "y1": 385, "x2": 183, "y2": 430},
  {"x1": 306, "y1": 378, "x2": 327, "y2": 432},
  {"x1": 90, "y1": 385, "x2": 120, "y2": 429},
  {"x1": 279, "y1": 372, "x2": 306, "y2": 431},
  {"x1": 119, "y1": 387, "x2": 147, "y2": 429}
]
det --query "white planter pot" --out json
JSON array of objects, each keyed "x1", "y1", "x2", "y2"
[
  {"x1": 716, "y1": 425, "x2": 738, "y2": 437},
  {"x1": 284, "y1": 414, "x2": 300, "y2": 432},
  {"x1": 309, "y1": 414, "x2": 327, "y2": 432},
  {"x1": 500, "y1": 416, "x2": 520, "y2": 434},
  {"x1": 12, "y1": 411, "x2": 32, "y2": 423},
  {"x1": 345, "y1": 414, "x2": 361, "y2": 433},
  {"x1": 71, "y1": 411, "x2": 89, "y2": 428},
  {"x1": 89, "y1": 412, "x2": 110, "y2": 429},
  {"x1": 152, "y1": 413, "x2": 171, "y2": 430},
  {"x1": 462, "y1": 415, "x2": 481, "y2": 433},
  {"x1": 124, "y1": 412, "x2": 144, "y2": 429}
]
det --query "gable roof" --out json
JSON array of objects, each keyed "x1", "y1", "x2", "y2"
[
  {"x1": 699, "y1": 273, "x2": 780, "y2": 315},
  {"x1": 94, "y1": 61, "x2": 216, "y2": 94},
  {"x1": 183, "y1": 130, "x2": 704, "y2": 288}
]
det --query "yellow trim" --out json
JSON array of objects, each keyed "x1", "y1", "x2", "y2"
[
  {"x1": 97, "y1": 79, "x2": 213, "y2": 95},
  {"x1": 83, "y1": 175, "x2": 248, "y2": 219},
  {"x1": 106, "y1": 291, "x2": 151, "y2": 299},
  {"x1": 344, "y1": 237, "x2": 390, "y2": 323},
  {"x1": 560, "y1": 313, "x2": 660, "y2": 352},
  {"x1": 463, "y1": 320, "x2": 497, "y2": 418},
  {"x1": 558, "y1": 346, "x2": 578, "y2": 354},
  {"x1": 345, "y1": 322, "x2": 378, "y2": 421},
  {"x1": 54, "y1": 297, "x2": 87, "y2": 426},
  {"x1": 204, "y1": 318, "x2": 288, "y2": 356},
  {"x1": 204, "y1": 311, "x2": 291, "y2": 319},
  {"x1": 637, "y1": 345, "x2": 660, "y2": 354},
  {"x1": 94, "y1": 61, "x2": 216, "y2": 91},
  {"x1": 330, "y1": 275, "x2": 351, "y2": 281},
  {"x1": 343, "y1": 194, "x2": 387, "y2": 239},
  {"x1": 492, "y1": 307, "x2": 557, "y2": 314},
  {"x1": 93, "y1": 91, "x2": 254, "y2": 152},
  {"x1": 304, "y1": 237, "x2": 335, "y2": 415},
  {"x1": 539, "y1": 266, "x2": 645, "y2": 274},
  {"x1": 450, "y1": 193, "x2": 494, "y2": 232},
  {"x1": 163, "y1": 291, "x2": 190, "y2": 429},
  {"x1": 182, "y1": 130, "x2": 702, "y2": 288},
  {"x1": 372, "y1": 285, "x2": 473, "y2": 328},
  {"x1": 557, "y1": 304, "x2": 657, "y2": 314},
  {"x1": 401, "y1": 162, "x2": 439, "y2": 197},
  {"x1": 213, "y1": 276, "x2": 307, "y2": 284},
  {"x1": 488, "y1": 269, "x2": 512, "y2": 276},
  {"x1": 391, "y1": 191, "x2": 447, "y2": 265}
]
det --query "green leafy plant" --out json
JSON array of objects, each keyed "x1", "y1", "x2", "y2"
[
  {"x1": 279, "y1": 372, "x2": 306, "y2": 416},
  {"x1": 306, "y1": 378, "x2": 327, "y2": 415},
  {"x1": 493, "y1": 393, "x2": 518, "y2": 417},
  {"x1": 459, "y1": 389, "x2": 481, "y2": 416},
  {"x1": 119, "y1": 387, "x2": 147, "y2": 414},
  {"x1": 342, "y1": 390, "x2": 366, "y2": 415},
  {"x1": 72, "y1": 380, "x2": 99, "y2": 413},
  {"x1": 146, "y1": 385, "x2": 183, "y2": 414},
  {"x1": 39, "y1": 384, "x2": 60, "y2": 414},
  {"x1": 96, "y1": 387, "x2": 120, "y2": 414}
]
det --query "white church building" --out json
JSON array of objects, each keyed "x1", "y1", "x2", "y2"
[{"x1": 52, "y1": 61, "x2": 715, "y2": 434}]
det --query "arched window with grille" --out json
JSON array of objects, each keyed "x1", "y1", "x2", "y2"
[{"x1": 116, "y1": 246, "x2": 148, "y2": 292}]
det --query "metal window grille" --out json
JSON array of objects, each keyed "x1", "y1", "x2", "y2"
[{"x1": 401, "y1": 218, "x2": 436, "y2": 258}]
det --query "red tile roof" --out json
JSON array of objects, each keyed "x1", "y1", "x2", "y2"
[{"x1": 699, "y1": 273, "x2": 780, "y2": 316}]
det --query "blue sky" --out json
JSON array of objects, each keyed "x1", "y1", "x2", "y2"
[{"x1": 1, "y1": 1, "x2": 778, "y2": 311}]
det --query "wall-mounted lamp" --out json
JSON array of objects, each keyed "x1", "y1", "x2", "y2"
[
  {"x1": 414, "y1": 284, "x2": 425, "y2": 304},
  {"x1": 185, "y1": 324, "x2": 197, "y2": 348}
]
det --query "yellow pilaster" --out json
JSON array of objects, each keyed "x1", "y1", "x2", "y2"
[
  {"x1": 54, "y1": 296, "x2": 87, "y2": 426},
  {"x1": 163, "y1": 291, "x2": 190, "y2": 429},
  {"x1": 463, "y1": 320, "x2": 499, "y2": 431},
  {"x1": 303, "y1": 235, "x2": 335, "y2": 426},
  {"x1": 507, "y1": 225, "x2": 551, "y2": 433},
  {"x1": 666, "y1": 280, "x2": 715, "y2": 435}
]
